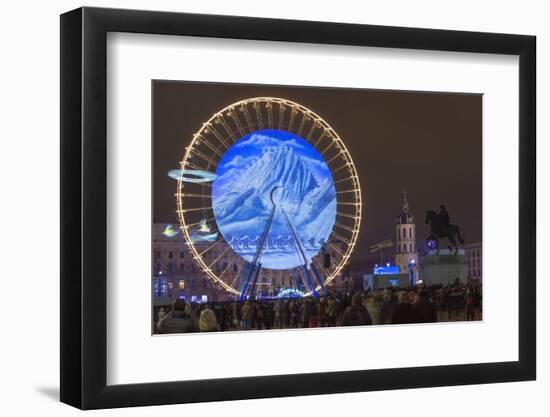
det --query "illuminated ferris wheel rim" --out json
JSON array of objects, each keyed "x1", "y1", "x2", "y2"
[{"x1": 175, "y1": 97, "x2": 362, "y2": 297}]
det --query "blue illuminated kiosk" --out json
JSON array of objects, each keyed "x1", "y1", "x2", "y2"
[{"x1": 236, "y1": 187, "x2": 325, "y2": 300}]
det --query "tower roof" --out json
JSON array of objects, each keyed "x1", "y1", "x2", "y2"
[{"x1": 396, "y1": 190, "x2": 414, "y2": 224}]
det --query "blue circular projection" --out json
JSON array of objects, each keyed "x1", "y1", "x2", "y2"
[{"x1": 212, "y1": 129, "x2": 337, "y2": 270}]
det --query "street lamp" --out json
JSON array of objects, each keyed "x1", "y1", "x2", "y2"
[{"x1": 407, "y1": 259, "x2": 417, "y2": 286}]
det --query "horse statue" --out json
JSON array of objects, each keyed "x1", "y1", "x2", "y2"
[{"x1": 425, "y1": 209, "x2": 464, "y2": 254}]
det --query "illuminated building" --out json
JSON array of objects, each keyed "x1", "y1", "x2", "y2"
[
  {"x1": 465, "y1": 242, "x2": 482, "y2": 284},
  {"x1": 152, "y1": 223, "x2": 229, "y2": 302}
]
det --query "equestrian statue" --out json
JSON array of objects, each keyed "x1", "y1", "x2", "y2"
[{"x1": 425, "y1": 205, "x2": 464, "y2": 254}]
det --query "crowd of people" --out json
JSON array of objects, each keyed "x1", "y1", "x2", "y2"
[{"x1": 155, "y1": 283, "x2": 482, "y2": 334}]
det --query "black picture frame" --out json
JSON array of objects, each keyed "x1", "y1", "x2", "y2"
[{"x1": 60, "y1": 6, "x2": 536, "y2": 410}]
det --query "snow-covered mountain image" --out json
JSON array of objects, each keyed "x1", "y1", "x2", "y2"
[{"x1": 212, "y1": 129, "x2": 337, "y2": 269}]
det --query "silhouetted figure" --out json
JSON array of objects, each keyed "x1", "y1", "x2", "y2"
[
  {"x1": 391, "y1": 292, "x2": 415, "y2": 324},
  {"x1": 413, "y1": 291, "x2": 437, "y2": 323},
  {"x1": 438, "y1": 204, "x2": 450, "y2": 228},
  {"x1": 157, "y1": 299, "x2": 197, "y2": 334},
  {"x1": 342, "y1": 294, "x2": 372, "y2": 326}
]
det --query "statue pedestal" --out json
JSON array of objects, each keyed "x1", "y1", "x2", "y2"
[{"x1": 420, "y1": 249, "x2": 468, "y2": 285}]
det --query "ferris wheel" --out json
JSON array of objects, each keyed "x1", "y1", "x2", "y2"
[{"x1": 175, "y1": 97, "x2": 361, "y2": 298}]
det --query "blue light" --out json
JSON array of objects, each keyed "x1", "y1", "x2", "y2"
[
  {"x1": 277, "y1": 288, "x2": 305, "y2": 298},
  {"x1": 374, "y1": 265, "x2": 400, "y2": 275}
]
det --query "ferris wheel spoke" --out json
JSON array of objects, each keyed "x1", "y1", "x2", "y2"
[
  {"x1": 331, "y1": 163, "x2": 351, "y2": 175},
  {"x1": 227, "y1": 110, "x2": 246, "y2": 137},
  {"x1": 252, "y1": 102, "x2": 264, "y2": 129},
  {"x1": 320, "y1": 139, "x2": 337, "y2": 155},
  {"x1": 325, "y1": 241, "x2": 346, "y2": 257},
  {"x1": 176, "y1": 192, "x2": 212, "y2": 199},
  {"x1": 203, "y1": 123, "x2": 230, "y2": 150},
  {"x1": 177, "y1": 206, "x2": 212, "y2": 214},
  {"x1": 326, "y1": 150, "x2": 345, "y2": 165},
  {"x1": 181, "y1": 161, "x2": 205, "y2": 171},
  {"x1": 306, "y1": 120, "x2": 320, "y2": 141},
  {"x1": 337, "y1": 201, "x2": 361, "y2": 207},
  {"x1": 296, "y1": 113, "x2": 308, "y2": 137},
  {"x1": 336, "y1": 188, "x2": 360, "y2": 195},
  {"x1": 334, "y1": 221, "x2": 356, "y2": 233},
  {"x1": 207, "y1": 244, "x2": 233, "y2": 269},
  {"x1": 336, "y1": 210, "x2": 359, "y2": 220},
  {"x1": 313, "y1": 130, "x2": 328, "y2": 147},
  {"x1": 196, "y1": 134, "x2": 223, "y2": 157},
  {"x1": 197, "y1": 237, "x2": 225, "y2": 257},
  {"x1": 218, "y1": 252, "x2": 240, "y2": 279},
  {"x1": 288, "y1": 107, "x2": 298, "y2": 132},
  {"x1": 239, "y1": 103, "x2": 255, "y2": 134},
  {"x1": 229, "y1": 262, "x2": 246, "y2": 291},
  {"x1": 184, "y1": 217, "x2": 215, "y2": 228},
  {"x1": 312, "y1": 257, "x2": 328, "y2": 283},
  {"x1": 215, "y1": 117, "x2": 238, "y2": 142},
  {"x1": 330, "y1": 231, "x2": 351, "y2": 245},
  {"x1": 278, "y1": 103, "x2": 286, "y2": 129},
  {"x1": 265, "y1": 101, "x2": 274, "y2": 127},
  {"x1": 190, "y1": 148, "x2": 218, "y2": 167},
  {"x1": 333, "y1": 176, "x2": 355, "y2": 185}
]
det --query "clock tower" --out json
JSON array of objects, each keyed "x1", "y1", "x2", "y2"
[{"x1": 394, "y1": 190, "x2": 419, "y2": 283}]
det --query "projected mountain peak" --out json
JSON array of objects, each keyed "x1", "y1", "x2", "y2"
[{"x1": 212, "y1": 130, "x2": 337, "y2": 269}]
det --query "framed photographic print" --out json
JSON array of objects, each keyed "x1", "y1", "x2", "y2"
[{"x1": 60, "y1": 6, "x2": 536, "y2": 410}]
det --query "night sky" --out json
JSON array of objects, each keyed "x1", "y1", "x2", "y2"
[{"x1": 153, "y1": 80, "x2": 482, "y2": 263}]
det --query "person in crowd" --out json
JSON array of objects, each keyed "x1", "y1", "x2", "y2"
[
  {"x1": 413, "y1": 290, "x2": 437, "y2": 323},
  {"x1": 317, "y1": 297, "x2": 328, "y2": 327},
  {"x1": 240, "y1": 300, "x2": 254, "y2": 330},
  {"x1": 274, "y1": 300, "x2": 284, "y2": 329},
  {"x1": 300, "y1": 297, "x2": 315, "y2": 328},
  {"x1": 379, "y1": 289, "x2": 395, "y2": 324},
  {"x1": 157, "y1": 307, "x2": 166, "y2": 322},
  {"x1": 214, "y1": 302, "x2": 227, "y2": 331},
  {"x1": 289, "y1": 300, "x2": 299, "y2": 328},
  {"x1": 450, "y1": 283, "x2": 464, "y2": 318},
  {"x1": 282, "y1": 300, "x2": 290, "y2": 328},
  {"x1": 326, "y1": 297, "x2": 338, "y2": 326},
  {"x1": 365, "y1": 291, "x2": 384, "y2": 325},
  {"x1": 157, "y1": 299, "x2": 197, "y2": 334},
  {"x1": 263, "y1": 301, "x2": 274, "y2": 330},
  {"x1": 341, "y1": 294, "x2": 372, "y2": 326},
  {"x1": 255, "y1": 302, "x2": 265, "y2": 330},
  {"x1": 199, "y1": 305, "x2": 219, "y2": 332},
  {"x1": 473, "y1": 285, "x2": 482, "y2": 320},
  {"x1": 231, "y1": 302, "x2": 240, "y2": 330},
  {"x1": 464, "y1": 287, "x2": 475, "y2": 321},
  {"x1": 391, "y1": 291, "x2": 415, "y2": 324}
]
